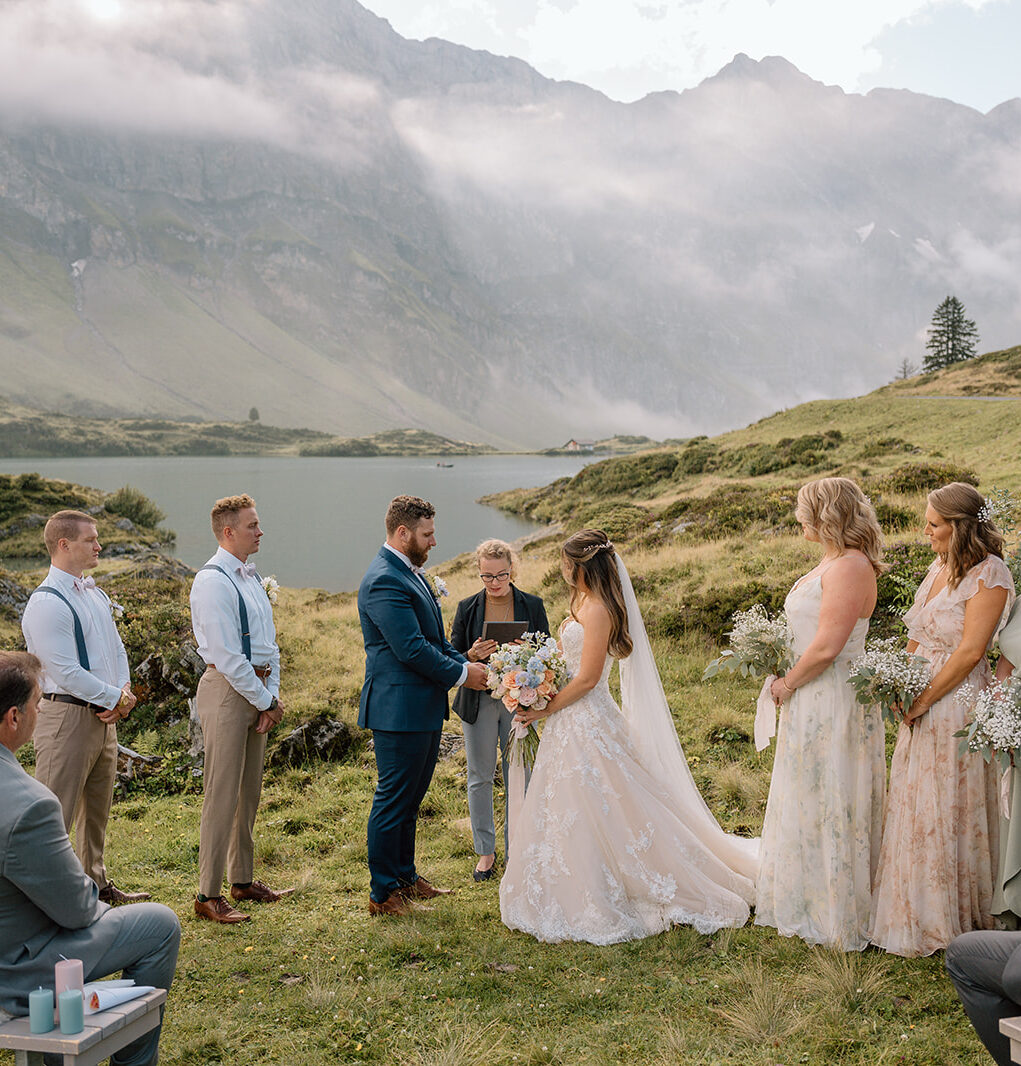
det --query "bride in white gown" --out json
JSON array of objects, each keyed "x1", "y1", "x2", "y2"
[{"x1": 499, "y1": 530, "x2": 759, "y2": 944}]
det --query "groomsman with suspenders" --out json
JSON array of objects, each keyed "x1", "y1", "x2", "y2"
[
  {"x1": 190, "y1": 494, "x2": 289, "y2": 924},
  {"x1": 20, "y1": 509, "x2": 151, "y2": 904}
]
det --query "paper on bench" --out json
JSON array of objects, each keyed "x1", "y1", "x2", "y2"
[{"x1": 82, "y1": 981, "x2": 155, "y2": 1014}]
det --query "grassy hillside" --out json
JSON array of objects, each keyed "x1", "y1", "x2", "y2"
[
  {"x1": 0, "y1": 352, "x2": 1017, "y2": 1064},
  {"x1": 0, "y1": 398, "x2": 494, "y2": 458}
]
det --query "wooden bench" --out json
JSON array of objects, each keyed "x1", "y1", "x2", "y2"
[
  {"x1": 0, "y1": 988, "x2": 165, "y2": 1066},
  {"x1": 1000, "y1": 1015, "x2": 1021, "y2": 1063}
]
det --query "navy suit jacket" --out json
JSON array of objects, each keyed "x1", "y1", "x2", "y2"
[{"x1": 357, "y1": 547, "x2": 467, "y2": 732}]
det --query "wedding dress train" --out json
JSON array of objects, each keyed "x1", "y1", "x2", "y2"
[{"x1": 499, "y1": 555, "x2": 758, "y2": 944}]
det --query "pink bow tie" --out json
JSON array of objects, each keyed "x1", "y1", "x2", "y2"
[
  {"x1": 238, "y1": 563, "x2": 258, "y2": 579},
  {"x1": 74, "y1": 576, "x2": 96, "y2": 592}
]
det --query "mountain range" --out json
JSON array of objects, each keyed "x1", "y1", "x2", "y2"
[{"x1": 1, "y1": 0, "x2": 1019, "y2": 447}]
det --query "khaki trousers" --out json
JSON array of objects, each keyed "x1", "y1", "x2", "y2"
[
  {"x1": 33, "y1": 698, "x2": 117, "y2": 887},
  {"x1": 196, "y1": 668, "x2": 268, "y2": 898}
]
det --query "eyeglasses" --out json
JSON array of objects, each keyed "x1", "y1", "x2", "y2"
[{"x1": 479, "y1": 571, "x2": 511, "y2": 583}]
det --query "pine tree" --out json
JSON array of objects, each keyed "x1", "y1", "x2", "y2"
[{"x1": 923, "y1": 296, "x2": 979, "y2": 371}]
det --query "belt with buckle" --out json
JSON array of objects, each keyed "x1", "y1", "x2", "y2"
[
  {"x1": 42, "y1": 693, "x2": 109, "y2": 713},
  {"x1": 209, "y1": 664, "x2": 272, "y2": 679}
]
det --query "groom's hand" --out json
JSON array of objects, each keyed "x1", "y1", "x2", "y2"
[{"x1": 463, "y1": 662, "x2": 489, "y2": 690}]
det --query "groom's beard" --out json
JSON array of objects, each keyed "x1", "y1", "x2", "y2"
[{"x1": 406, "y1": 545, "x2": 429, "y2": 568}]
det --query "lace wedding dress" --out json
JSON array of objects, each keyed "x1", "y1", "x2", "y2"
[
  {"x1": 754, "y1": 572, "x2": 885, "y2": 950},
  {"x1": 499, "y1": 556, "x2": 758, "y2": 944},
  {"x1": 870, "y1": 555, "x2": 1015, "y2": 957}
]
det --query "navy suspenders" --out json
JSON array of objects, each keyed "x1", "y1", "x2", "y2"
[
  {"x1": 31, "y1": 586, "x2": 90, "y2": 669},
  {"x1": 198, "y1": 565, "x2": 252, "y2": 662}
]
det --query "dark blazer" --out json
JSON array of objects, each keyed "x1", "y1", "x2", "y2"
[
  {"x1": 357, "y1": 547, "x2": 467, "y2": 732},
  {"x1": 449, "y1": 585, "x2": 550, "y2": 724}
]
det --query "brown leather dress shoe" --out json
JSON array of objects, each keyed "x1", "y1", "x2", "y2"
[
  {"x1": 194, "y1": 895, "x2": 251, "y2": 924},
  {"x1": 399, "y1": 876, "x2": 452, "y2": 900},
  {"x1": 230, "y1": 880, "x2": 294, "y2": 903},
  {"x1": 368, "y1": 890, "x2": 412, "y2": 917},
  {"x1": 98, "y1": 881, "x2": 152, "y2": 905}
]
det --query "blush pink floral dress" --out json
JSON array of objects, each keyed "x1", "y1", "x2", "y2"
[{"x1": 870, "y1": 554, "x2": 1015, "y2": 957}]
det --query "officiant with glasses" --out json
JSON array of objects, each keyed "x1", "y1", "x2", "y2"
[{"x1": 450, "y1": 540, "x2": 549, "y2": 882}]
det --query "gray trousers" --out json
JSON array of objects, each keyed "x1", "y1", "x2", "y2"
[
  {"x1": 21, "y1": 904, "x2": 179, "y2": 1066},
  {"x1": 463, "y1": 702, "x2": 518, "y2": 857},
  {"x1": 946, "y1": 930, "x2": 1021, "y2": 1066}
]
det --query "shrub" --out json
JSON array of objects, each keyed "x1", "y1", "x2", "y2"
[
  {"x1": 872, "y1": 540, "x2": 933, "y2": 638},
  {"x1": 105, "y1": 486, "x2": 166, "y2": 529},
  {"x1": 677, "y1": 441, "x2": 719, "y2": 475},
  {"x1": 659, "y1": 485, "x2": 800, "y2": 539},
  {"x1": 651, "y1": 580, "x2": 789, "y2": 641},
  {"x1": 575, "y1": 502, "x2": 650, "y2": 538},
  {"x1": 878, "y1": 462, "x2": 978, "y2": 494},
  {"x1": 873, "y1": 500, "x2": 918, "y2": 532},
  {"x1": 572, "y1": 451, "x2": 680, "y2": 495}
]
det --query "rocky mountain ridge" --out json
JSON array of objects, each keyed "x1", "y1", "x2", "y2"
[{"x1": 0, "y1": 0, "x2": 1018, "y2": 445}]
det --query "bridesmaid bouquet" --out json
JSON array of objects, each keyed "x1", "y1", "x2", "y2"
[
  {"x1": 487, "y1": 633, "x2": 568, "y2": 772},
  {"x1": 956, "y1": 676, "x2": 1021, "y2": 770},
  {"x1": 846, "y1": 638, "x2": 931, "y2": 724},
  {"x1": 702, "y1": 604, "x2": 792, "y2": 680}
]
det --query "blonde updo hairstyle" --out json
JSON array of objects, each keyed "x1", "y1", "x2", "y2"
[
  {"x1": 561, "y1": 529, "x2": 633, "y2": 659},
  {"x1": 795, "y1": 477, "x2": 886, "y2": 576},
  {"x1": 928, "y1": 482, "x2": 1004, "y2": 590},
  {"x1": 474, "y1": 539, "x2": 517, "y2": 580}
]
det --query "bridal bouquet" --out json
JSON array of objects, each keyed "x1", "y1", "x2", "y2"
[
  {"x1": 956, "y1": 676, "x2": 1021, "y2": 770},
  {"x1": 702, "y1": 604, "x2": 792, "y2": 681},
  {"x1": 846, "y1": 638, "x2": 931, "y2": 724},
  {"x1": 487, "y1": 633, "x2": 568, "y2": 772}
]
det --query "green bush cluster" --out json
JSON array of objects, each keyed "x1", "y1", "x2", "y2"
[
  {"x1": 650, "y1": 581, "x2": 789, "y2": 641},
  {"x1": 725, "y1": 431, "x2": 843, "y2": 477},
  {"x1": 855, "y1": 437, "x2": 919, "y2": 460},
  {"x1": 0, "y1": 473, "x2": 91, "y2": 524},
  {"x1": 105, "y1": 486, "x2": 166, "y2": 529},
  {"x1": 571, "y1": 450, "x2": 682, "y2": 495},
  {"x1": 574, "y1": 502, "x2": 651, "y2": 538},
  {"x1": 658, "y1": 485, "x2": 801, "y2": 539},
  {"x1": 872, "y1": 540, "x2": 934, "y2": 638},
  {"x1": 878, "y1": 462, "x2": 978, "y2": 494}
]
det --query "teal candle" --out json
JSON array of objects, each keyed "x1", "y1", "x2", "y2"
[
  {"x1": 58, "y1": 989, "x2": 83, "y2": 1035},
  {"x1": 29, "y1": 988, "x2": 53, "y2": 1034}
]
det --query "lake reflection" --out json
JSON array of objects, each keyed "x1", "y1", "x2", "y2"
[{"x1": 0, "y1": 455, "x2": 594, "y2": 591}]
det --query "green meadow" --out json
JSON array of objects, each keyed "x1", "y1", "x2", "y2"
[{"x1": 4, "y1": 348, "x2": 1021, "y2": 1064}]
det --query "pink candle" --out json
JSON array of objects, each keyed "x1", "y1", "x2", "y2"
[{"x1": 54, "y1": 959, "x2": 83, "y2": 1021}]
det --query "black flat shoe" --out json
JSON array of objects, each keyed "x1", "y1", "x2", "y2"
[{"x1": 473, "y1": 858, "x2": 497, "y2": 882}]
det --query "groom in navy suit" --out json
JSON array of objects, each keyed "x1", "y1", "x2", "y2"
[{"x1": 358, "y1": 495, "x2": 488, "y2": 915}]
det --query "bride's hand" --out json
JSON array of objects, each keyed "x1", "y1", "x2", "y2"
[
  {"x1": 769, "y1": 676, "x2": 787, "y2": 707},
  {"x1": 514, "y1": 705, "x2": 552, "y2": 727}
]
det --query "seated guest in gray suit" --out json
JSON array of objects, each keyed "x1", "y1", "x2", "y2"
[
  {"x1": 946, "y1": 931, "x2": 1021, "y2": 1066},
  {"x1": 0, "y1": 652, "x2": 180, "y2": 1066}
]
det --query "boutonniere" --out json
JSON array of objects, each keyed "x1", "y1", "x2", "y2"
[
  {"x1": 424, "y1": 572, "x2": 448, "y2": 602},
  {"x1": 109, "y1": 599, "x2": 124, "y2": 621},
  {"x1": 261, "y1": 575, "x2": 280, "y2": 605}
]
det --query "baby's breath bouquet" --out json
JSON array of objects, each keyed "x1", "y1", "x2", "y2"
[
  {"x1": 487, "y1": 633, "x2": 567, "y2": 773},
  {"x1": 846, "y1": 638, "x2": 931, "y2": 724},
  {"x1": 702, "y1": 604, "x2": 792, "y2": 681},
  {"x1": 956, "y1": 676, "x2": 1021, "y2": 770}
]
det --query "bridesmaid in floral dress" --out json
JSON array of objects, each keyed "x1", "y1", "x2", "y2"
[
  {"x1": 871, "y1": 482, "x2": 1015, "y2": 957},
  {"x1": 756, "y1": 477, "x2": 886, "y2": 950}
]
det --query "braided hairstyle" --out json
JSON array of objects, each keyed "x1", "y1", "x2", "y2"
[{"x1": 561, "y1": 529, "x2": 633, "y2": 659}]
